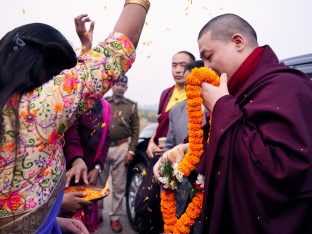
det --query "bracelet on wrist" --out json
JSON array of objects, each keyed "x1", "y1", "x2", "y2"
[
  {"x1": 95, "y1": 164, "x2": 103, "y2": 174},
  {"x1": 124, "y1": 0, "x2": 150, "y2": 13}
]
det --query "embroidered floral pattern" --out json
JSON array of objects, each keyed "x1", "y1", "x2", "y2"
[
  {"x1": 0, "y1": 32, "x2": 135, "y2": 218},
  {"x1": 0, "y1": 190, "x2": 24, "y2": 213}
]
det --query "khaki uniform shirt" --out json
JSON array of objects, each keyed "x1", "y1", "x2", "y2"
[{"x1": 105, "y1": 96, "x2": 140, "y2": 152}]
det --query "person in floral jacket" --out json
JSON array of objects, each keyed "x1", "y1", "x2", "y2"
[{"x1": 0, "y1": 1, "x2": 150, "y2": 233}]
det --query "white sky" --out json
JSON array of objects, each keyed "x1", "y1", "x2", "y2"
[{"x1": 2, "y1": 0, "x2": 311, "y2": 108}]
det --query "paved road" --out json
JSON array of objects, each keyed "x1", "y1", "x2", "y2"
[{"x1": 94, "y1": 177, "x2": 138, "y2": 234}]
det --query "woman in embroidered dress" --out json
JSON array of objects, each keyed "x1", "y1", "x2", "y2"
[{"x1": 0, "y1": 1, "x2": 150, "y2": 233}]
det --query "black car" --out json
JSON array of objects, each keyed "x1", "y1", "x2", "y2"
[
  {"x1": 282, "y1": 53, "x2": 312, "y2": 79},
  {"x1": 126, "y1": 122, "x2": 157, "y2": 231}
]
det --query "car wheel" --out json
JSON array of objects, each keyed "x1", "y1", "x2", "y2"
[{"x1": 126, "y1": 162, "x2": 146, "y2": 230}]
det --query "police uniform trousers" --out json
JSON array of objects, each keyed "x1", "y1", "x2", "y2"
[{"x1": 100, "y1": 141, "x2": 128, "y2": 221}]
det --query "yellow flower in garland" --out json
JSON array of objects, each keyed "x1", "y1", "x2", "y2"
[{"x1": 160, "y1": 67, "x2": 219, "y2": 234}]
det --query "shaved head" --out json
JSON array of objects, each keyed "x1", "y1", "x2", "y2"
[{"x1": 198, "y1": 13, "x2": 258, "y2": 47}]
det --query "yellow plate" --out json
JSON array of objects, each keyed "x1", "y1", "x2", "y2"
[{"x1": 65, "y1": 183, "x2": 110, "y2": 202}]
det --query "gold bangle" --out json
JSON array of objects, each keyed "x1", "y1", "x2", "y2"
[{"x1": 124, "y1": 0, "x2": 150, "y2": 13}]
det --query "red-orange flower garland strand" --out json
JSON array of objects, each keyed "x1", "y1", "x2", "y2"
[
  {"x1": 161, "y1": 190, "x2": 178, "y2": 233},
  {"x1": 161, "y1": 67, "x2": 219, "y2": 234},
  {"x1": 173, "y1": 192, "x2": 203, "y2": 234},
  {"x1": 179, "y1": 67, "x2": 219, "y2": 176}
]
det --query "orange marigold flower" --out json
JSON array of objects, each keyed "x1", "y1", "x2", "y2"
[
  {"x1": 188, "y1": 111, "x2": 203, "y2": 119},
  {"x1": 188, "y1": 130, "x2": 203, "y2": 138},
  {"x1": 187, "y1": 97, "x2": 203, "y2": 107},
  {"x1": 188, "y1": 123, "x2": 202, "y2": 131},
  {"x1": 188, "y1": 137, "x2": 203, "y2": 144},
  {"x1": 188, "y1": 117, "x2": 203, "y2": 124},
  {"x1": 189, "y1": 144, "x2": 204, "y2": 151},
  {"x1": 185, "y1": 84, "x2": 199, "y2": 91},
  {"x1": 186, "y1": 90, "x2": 201, "y2": 99},
  {"x1": 188, "y1": 156, "x2": 201, "y2": 165},
  {"x1": 186, "y1": 105, "x2": 202, "y2": 112}
]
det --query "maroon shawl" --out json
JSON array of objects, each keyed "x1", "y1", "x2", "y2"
[
  {"x1": 201, "y1": 46, "x2": 312, "y2": 234},
  {"x1": 64, "y1": 99, "x2": 110, "y2": 171},
  {"x1": 154, "y1": 86, "x2": 175, "y2": 144},
  {"x1": 228, "y1": 46, "x2": 265, "y2": 95}
]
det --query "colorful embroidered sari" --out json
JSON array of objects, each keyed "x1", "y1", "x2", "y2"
[{"x1": 0, "y1": 32, "x2": 135, "y2": 233}]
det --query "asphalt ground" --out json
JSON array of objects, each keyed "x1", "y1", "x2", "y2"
[{"x1": 93, "y1": 176, "x2": 138, "y2": 234}]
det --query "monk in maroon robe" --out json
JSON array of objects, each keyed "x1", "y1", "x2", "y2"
[
  {"x1": 196, "y1": 14, "x2": 312, "y2": 234},
  {"x1": 135, "y1": 51, "x2": 195, "y2": 233}
]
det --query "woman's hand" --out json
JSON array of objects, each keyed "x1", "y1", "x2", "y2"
[
  {"x1": 66, "y1": 158, "x2": 88, "y2": 187},
  {"x1": 57, "y1": 217, "x2": 90, "y2": 234},
  {"x1": 61, "y1": 192, "x2": 93, "y2": 215},
  {"x1": 74, "y1": 14, "x2": 95, "y2": 52}
]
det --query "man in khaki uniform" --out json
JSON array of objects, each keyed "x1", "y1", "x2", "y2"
[{"x1": 102, "y1": 75, "x2": 140, "y2": 233}]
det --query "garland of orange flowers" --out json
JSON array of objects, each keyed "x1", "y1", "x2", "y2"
[{"x1": 161, "y1": 67, "x2": 220, "y2": 234}]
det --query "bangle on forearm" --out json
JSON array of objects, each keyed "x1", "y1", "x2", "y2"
[
  {"x1": 95, "y1": 164, "x2": 103, "y2": 174},
  {"x1": 124, "y1": 0, "x2": 150, "y2": 13},
  {"x1": 128, "y1": 150, "x2": 135, "y2": 155}
]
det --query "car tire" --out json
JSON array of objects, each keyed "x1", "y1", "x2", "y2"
[{"x1": 126, "y1": 162, "x2": 146, "y2": 231}]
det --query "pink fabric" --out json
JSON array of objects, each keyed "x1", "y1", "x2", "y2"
[{"x1": 94, "y1": 99, "x2": 111, "y2": 163}]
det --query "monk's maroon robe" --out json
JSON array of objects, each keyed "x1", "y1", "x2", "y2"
[
  {"x1": 200, "y1": 46, "x2": 312, "y2": 234},
  {"x1": 154, "y1": 85, "x2": 175, "y2": 144}
]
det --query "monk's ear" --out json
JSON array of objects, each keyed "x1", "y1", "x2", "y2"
[{"x1": 231, "y1": 34, "x2": 245, "y2": 52}]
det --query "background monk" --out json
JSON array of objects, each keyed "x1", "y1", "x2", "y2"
[
  {"x1": 155, "y1": 13, "x2": 312, "y2": 234},
  {"x1": 135, "y1": 51, "x2": 195, "y2": 233}
]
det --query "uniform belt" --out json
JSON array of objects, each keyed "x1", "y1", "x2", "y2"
[{"x1": 110, "y1": 138, "x2": 128, "y2": 147}]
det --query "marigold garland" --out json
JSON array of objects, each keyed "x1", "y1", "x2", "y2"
[{"x1": 160, "y1": 67, "x2": 220, "y2": 234}]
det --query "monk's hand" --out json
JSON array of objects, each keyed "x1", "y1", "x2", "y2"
[
  {"x1": 156, "y1": 142, "x2": 165, "y2": 156},
  {"x1": 66, "y1": 158, "x2": 88, "y2": 187},
  {"x1": 201, "y1": 73, "x2": 229, "y2": 112},
  {"x1": 146, "y1": 141, "x2": 162, "y2": 158},
  {"x1": 75, "y1": 14, "x2": 95, "y2": 52}
]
